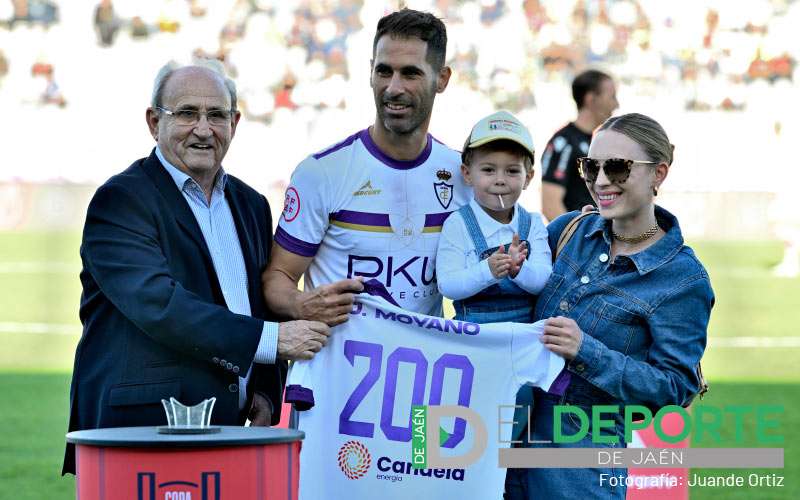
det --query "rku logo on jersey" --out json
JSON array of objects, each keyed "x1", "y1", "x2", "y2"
[
  {"x1": 347, "y1": 255, "x2": 435, "y2": 287},
  {"x1": 433, "y1": 169, "x2": 453, "y2": 209},
  {"x1": 338, "y1": 440, "x2": 372, "y2": 479}
]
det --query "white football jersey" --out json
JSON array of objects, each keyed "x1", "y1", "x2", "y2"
[
  {"x1": 276, "y1": 129, "x2": 471, "y2": 316},
  {"x1": 286, "y1": 282, "x2": 566, "y2": 500}
]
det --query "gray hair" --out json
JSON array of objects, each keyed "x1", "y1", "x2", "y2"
[
  {"x1": 150, "y1": 59, "x2": 238, "y2": 111},
  {"x1": 597, "y1": 113, "x2": 674, "y2": 166}
]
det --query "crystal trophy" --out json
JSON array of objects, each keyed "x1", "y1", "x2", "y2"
[{"x1": 157, "y1": 397, "x2": 221, "y2": 434}]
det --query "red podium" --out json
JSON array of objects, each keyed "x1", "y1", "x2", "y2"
[{"x1": 66, "y1": 426, "x2": 303, "y2": 500}]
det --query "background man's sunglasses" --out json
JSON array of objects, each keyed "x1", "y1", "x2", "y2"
[{"x1": 577, "y1": 157, "x2": 657, "y2": 184}]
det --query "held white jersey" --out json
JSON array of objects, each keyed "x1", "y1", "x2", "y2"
[
  {"x1": 276, "y1": 129, "x2": 470, "y2": 316},
  {"x1": 286, "y1": 281, "x2": 566, "y2": 500}
]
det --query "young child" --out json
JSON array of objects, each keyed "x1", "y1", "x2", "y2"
[{"x1": 437, "y1": 110, "x2": 552, "y2": 324}]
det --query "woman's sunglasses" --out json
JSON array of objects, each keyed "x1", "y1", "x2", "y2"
[{"x1": 577, "y1": 157, "x2": 657, "y2": 184}]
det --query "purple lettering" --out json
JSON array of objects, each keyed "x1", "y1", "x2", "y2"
[
  {"x1": 463, "y1": 322, "x2": 480, "y2": 335},
  {"x1": 412, "y1": 316, "x2": 429, "y2": 327},
  {"x1": 389, "y1": 256, "x2": 419, "y2": 287},
  {"x1": 348, "y1": 255, "x2": 383, "y2": 280},
  {"x1": 381, "y1": 348, "x2": 427, "y2": 442},
  {"x1": 426, "y1": 318, "x2": 443, "y2": 332},
  {"x1": 375, "y1": 308, "x2": 396, "y2": 320},
  {"x1": 443, "y1": 320, "x2": 462, "y2": 334},
  {"x1": 429, "y1": 354, "x2": 475, "y2": 448},
  {"x1": 339, "y1": 340, "x2": 383, "y2": 437}
]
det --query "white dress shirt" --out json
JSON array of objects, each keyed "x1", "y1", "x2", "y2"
[
  {"x1": 157, "y1": 147, "x2": 278, "y2": 409},
  {"x1": 436, "y1": 198, "x2": 552, "y2": 301}
]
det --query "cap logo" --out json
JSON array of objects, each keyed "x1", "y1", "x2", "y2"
[{"x1": 489, "y1": 119, "x2": 521, "y2": 134}]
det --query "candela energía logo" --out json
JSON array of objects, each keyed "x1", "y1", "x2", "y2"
[{"x1": 338, "y1": 440, "x2": 372, "y2": 479}]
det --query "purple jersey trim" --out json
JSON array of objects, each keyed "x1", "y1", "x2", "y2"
[
  {"x1": 331, "y1": 210, "x2": 452, "y2": 229},
  {"x1": 330, "y1": 210, "x2": 391, "y2": 227},
  {"x1": 274, "y1": 227, "x2": 320, "y2": 257},
  {"x1": 547, "y1": 369, "x2": 571, "y2": 396},
  {"x1": 361, "y1": 279, "x2": 401, "y2": 307},
  {"x1": 312, "y1": 131, "x2": 361, "y2": 160},
  {"x1": 358, "y1": 129, "x2": 433, "y2": 170},
  {"x1": 424, "y1": 211, "x2": 454, "y2": 228},
  {"x1": 285, "y1": 384, "x2": 315, "y2": 411}
]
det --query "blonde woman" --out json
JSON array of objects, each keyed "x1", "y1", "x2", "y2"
[{"x1": 507, "y1": 113, "x2": 714, "y2": 499}]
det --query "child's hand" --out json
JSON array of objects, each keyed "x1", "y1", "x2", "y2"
[
  {"x1": 488, "y1": 244, "x2": 513, "y2": 279},
  {"x1": 508, "y1": 234, "x2": 528, "y2": 278}
]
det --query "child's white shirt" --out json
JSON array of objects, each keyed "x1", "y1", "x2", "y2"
[{"x1": 436, "y1": 198, "x2": 553, "y2": 300}]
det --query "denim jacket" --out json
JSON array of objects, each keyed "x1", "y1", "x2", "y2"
[{"x1": 535, "y1": 206, "x2": 714, "y2": 412}]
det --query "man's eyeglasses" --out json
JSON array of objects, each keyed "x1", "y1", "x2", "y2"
[
  {"x1": 577, "y1": 157, "x2": 657, "y2": 184},
  {"x1": 156, "y1": 107, "x2": 234, "y2": 127}
]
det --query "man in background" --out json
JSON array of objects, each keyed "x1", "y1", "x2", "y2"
[{"x1": 540, "y1": 69, "x2": 618, "y2": 220}]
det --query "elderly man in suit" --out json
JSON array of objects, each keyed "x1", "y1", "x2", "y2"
[{"x1": 63, "y1": 61, "x2": 329, "y2": 475}]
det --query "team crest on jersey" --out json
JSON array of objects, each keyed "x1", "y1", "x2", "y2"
[
  {"x1": 283, "y1": 187, "x2": 300, "y2": 222},
  {"x1": 433, "y1": 169, "x2": 453, "y2": 209},
  {"x1": 338, "y1": 440, "x2": 372, "y2": 479}
]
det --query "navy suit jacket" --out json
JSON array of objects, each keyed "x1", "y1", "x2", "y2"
[{"x1": 63, "y1": 150, "x2": 286, "y2": 474}]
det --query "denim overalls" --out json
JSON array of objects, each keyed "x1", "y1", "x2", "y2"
[
  {"x1": 451, "y1": 202, "x2": 536, "y2": 442},
  {"x1": 452, "y1": 203, "x2": 535, "y2": 323}
]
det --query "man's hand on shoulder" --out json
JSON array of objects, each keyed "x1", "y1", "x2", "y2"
[
  {"x1": 295, "y1": 278, "x2": 364, "y2": 326},
  {"x1": 277, "y1": 320, "x2": 331, "y2": 360}
]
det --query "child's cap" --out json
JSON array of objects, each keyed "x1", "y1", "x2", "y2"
[{"x1": 463, "y1": 110, "x2": 535, "y2": 161}]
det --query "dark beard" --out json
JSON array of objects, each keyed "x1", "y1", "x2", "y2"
[
  {"x1": 376, "y1": 84, "x2": 436, "y2": 136},
  {"x1": 380, "y1": 114, "x2": 420, "y2": 135}
]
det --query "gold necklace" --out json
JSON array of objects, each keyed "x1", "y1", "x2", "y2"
[{"x1": 612, "y1": 221, "x2": 660, "y2": 244}]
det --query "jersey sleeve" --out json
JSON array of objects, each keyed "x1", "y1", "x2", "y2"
[
  {"x1": 510, "y1": 321, "x2": 566, "y2": 392},
  {"x1": 275, "y1": 156, "x2": 331, "y2": 257},
  {"x1": 285, "y1": 360, "x2": 315, "y2": 411},
  {"x1": 540, "y1": 135, "x2": 572, "y2": 187}
]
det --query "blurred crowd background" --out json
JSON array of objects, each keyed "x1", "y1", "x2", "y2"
[{"x1": 1, "y1": 0, "x2": 799, "y2": 245}]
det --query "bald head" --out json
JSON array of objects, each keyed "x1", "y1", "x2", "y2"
[{"x1": 151, "y1": 60, "x2": 238, "y2": 111}]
